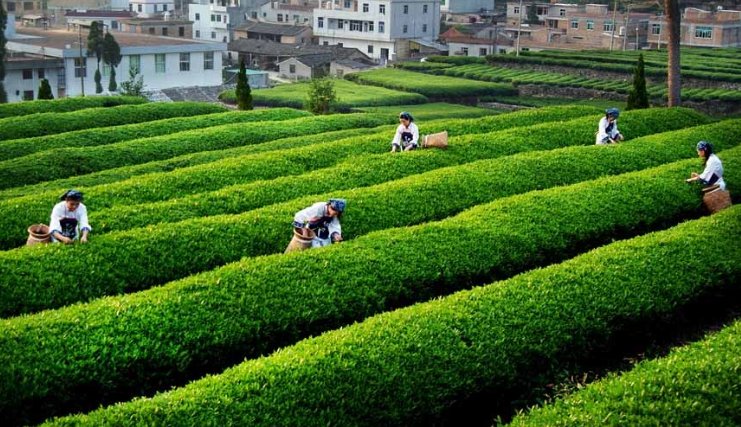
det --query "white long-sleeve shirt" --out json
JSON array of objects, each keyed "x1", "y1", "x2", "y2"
[
  {"x1": 596, "y1": 117, "x2": 620, "y2": 145},
  {"x1": 391, "y1": 122, "x2": 419, "y2": 149},
  {"x1": 699, "y1": 153, "x2": 726, "y2": 191},
  {"x1": 293, "y1": 202, "x2": 341, "y2": 240},
  {"x1": 50, "y1": 201, "x2": 91, "y2": 241}
]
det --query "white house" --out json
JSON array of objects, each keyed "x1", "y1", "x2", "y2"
[
  {"x1": 190, "y1": 0, "x2": 247, "y2": 42},
  {"x1": 130, "y1": 0, "x2": 176, "y2": 18},
  {"x1": 64, "y1": 10, "x2": 137, "y2": 32},
  {"x1": 312, "y1": 0, "x2": 440, "y2": 60},
  {"x1": 2, "y1": 53, "x2": 65, "y2": 102},
  {"x1": 7, "y1": 27, "x2": 226, "y2": 97},
  {"x1": 255, "y1": 0, "x2": 316, "y2": 24},
  {"x1": 442, "y1": 0, "x2": 495, "y2": 14}
]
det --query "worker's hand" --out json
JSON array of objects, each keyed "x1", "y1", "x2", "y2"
[
  {"x1": 404, "y1": 144, "x2": 414, "y2": 152},
  {"x1": 691, "y1": 172, "x2": 699, "y2": 179},
  {"x1": 391, "y1": 146, "x2": 397, "y2": 153},
  {"x1": 331, "y1": 233, "x2": 343, "y2": 243},
  {"x1": 60, "y1": 236, "x2": 74, "y2": 245},
  {"x1": 80, "y1": 235, "x2": 88, "y2": 244}
]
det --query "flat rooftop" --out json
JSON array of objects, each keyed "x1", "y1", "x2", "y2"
[{"x1": 13, "y1": 26, "x2": 209, "y2": 49}]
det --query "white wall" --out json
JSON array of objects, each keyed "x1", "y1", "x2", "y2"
[
  {"x1": 445, "y1": 0, "x2": 493, "y2": 14},
  {"x1": 130, "y1": 0, "x2": 176, "y2": 17},
  {"x1": 3, "y1": 67, "x2": 61, "y2": 102},
  {"x1": 317, "y1": 36, "x2": 393, "y2": 59},
  {"x1": 190, "y1": 4, "x2": 231, "y2": 41},
  {"x1": 448, "y1": 41, "x2": 493, "y2": 57}
]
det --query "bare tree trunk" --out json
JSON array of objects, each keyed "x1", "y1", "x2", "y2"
[{"x1": 665, "y1": 0, "x2": 681, "y2": 107}]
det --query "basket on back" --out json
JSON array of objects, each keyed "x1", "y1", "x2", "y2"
[
  {"x1": 285, "y1": 227, "x2": 317, "y2": 253},
  {"x1": 702, "y1": 184, "x2": 732, "y2": 215},
  {"x1": 422, "y1": 131, "x2": 448, "y2": 150}
]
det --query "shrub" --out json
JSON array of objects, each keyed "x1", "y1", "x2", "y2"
[
  {"x1": 0, "y1": 102, "x2": 225, "y2": 142},
  {"x1": 37, "y1": 79, "x2": 54, "y2": 100},
  {"x1": 626, "y1": 54, "x2": 650, "y2": 110},
  {"x1": 0, "y1": 96, "x2": 146, "y2": 119},
  {"x1": 352, "y1": 103, "x2": 500, "y2": 121},
  {"x1": 0, "y1": 108, "x2": 305, "y2": 162},
  {"x1": 6, "y1": 149, "x2": 739, "y2": 426},
  {"x1": 304, "y1": 78, "x2": 338, "y2": 114}
]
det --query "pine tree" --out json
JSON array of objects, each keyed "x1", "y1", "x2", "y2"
[
  {"x1": 94, "y1": 69, "x2": 103, "y2": 94},
  {"x1": 0, "y1": 2, "x2": 8, "y2": 103},
  {"x1": 38, "y1": 78, "x2": 54, "y2": 99},
  {"x1": 235, "y1": 59, "x2": 253, "y2": 110},
  {"x1": 626, "y1": 53, "x2": 650, "y2": 110},
  {"x1": 103, "y1": 32, "x2": 122, "y2": 92},
  {"x1": 86, "y1": 21, "x2": 104, "y2": 72}
]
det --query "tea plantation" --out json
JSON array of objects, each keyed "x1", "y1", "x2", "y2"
[{"x1": 0, "y1": 93, "x2": 738, "y2": 427}]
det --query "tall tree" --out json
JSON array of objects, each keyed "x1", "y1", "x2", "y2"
[
  {"x1": 626, "y1": 54, "x2": 649, "y2": 110},
  {"x1": 526, "y1": 1, "x2": 539, "y2": 24},
  {"x1": 0, "y1": 2, "x2": 8, "y2": 103},
  {"x1": 86, "y1": 21, "x2": 104, "y2": 72},
  {"x1": 38, "y1": 78, "x2": 54, "y2": 99},
  {"x1": 235, "y1": 59, "x2": 253, "y2": 111},
  {"x1": 664, "y1": 0, "x2": 681, "y2": 106},
  {"x1": 102, "y1": 32, "x2": 122, "y2": 92},
  {"x1": 304, "y1": 78, "x2": 337, "y2": 115}
]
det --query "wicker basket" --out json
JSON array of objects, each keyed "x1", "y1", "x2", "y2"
[
  {"x1": 285, "y1": 227, "x2": 316, "y2": 253},
  {"x1": 422, "y1": 131, "x2": 448, "y2": 150},
  {"x1": 702, "y1": 185, "x2": 732, "y2": 215},
  {"x1": 27, "y1": 224, "x2": 51, "y2": 246}
]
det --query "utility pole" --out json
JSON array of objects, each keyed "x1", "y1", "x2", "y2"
[
  {"x1": 609, "y1": 0, "x2": 619, "y2": 51},
  {"x1": 657, "y1": 21, "x2": 662, "y2": 50},
  {"x1": 515, "y1": 0, "x2": 524, "y2": 56},
  {"x1": 78, "y1": 26, "x2": 85, "y2": 96},
  {"x1": 623, "y1": 5, "x2": 629, "y2": 51}
]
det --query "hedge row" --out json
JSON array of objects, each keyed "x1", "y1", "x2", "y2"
[
  {"x1": 84, "y1": 108, "x2": 707, "y2": 236},
  {"x1": 0, "y1": 121, "x2": 389, "y2": 199},
  {"x1": 436, "y1": 64, "x2": 741, "y2": 102},
  {"x1": 425, "y1": 55, "x2": 484, "y2": 65},
  {"x1": 0, "y1": 108, "x2": 311, "y2": 162},
  {"x1": 0, "y1": 106, "x2": 601, "y2": 249},
  {"x1": 393, "y1": 61, "x2": 455, "y2": 72},
  {"x1": 345, "y1": 68, "x2": 517, "y2": 98},
  {"x1": 0, "y1": 96, "x2": 147, "y2": 119},
  {"x1": 41, "y1": 206, "x2": 741, "y2": 427},
  {"x1": 510, "y1": 318, "x2": 741, "y2": 427},
  {"x1": 0, "y1": 110, "x2": 378, "y2": 190},
  {"x1": 352, "y1": 102, "x2": 501, "y2": 120},
  {"x1": 4, "y1": 147, "x2": 738, "y2": 425},
  {"x1": 0, "y1": 102, "x2": 226, "y2": 142},
  {"x1": 219, "y1": 79, "x2": 428, "y2": 111}
]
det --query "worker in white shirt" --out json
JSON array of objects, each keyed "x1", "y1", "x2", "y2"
[
  {"x1": 292, "y1": 198, "x2": 345, "y2": 248},
  {"x1": 685, "y1": 141, "x2": 726, "y2": 191},
  {"x1": 596, "y1": 108, "x2": 624, "y2": 145},
  {"x1": 50, "y1": 190, "x2": 91, "y2": 244},
  {"x1": 391, "y1": 111, "x2": 419, "y2": 152}
]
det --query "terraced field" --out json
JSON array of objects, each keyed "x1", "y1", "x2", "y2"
[{"x1": 0, "y1": 97, "x2": 738, "y2": 427}]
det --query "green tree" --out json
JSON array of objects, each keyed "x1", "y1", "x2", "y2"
[
  {"x1": 304, "y1": 78, "x2": 338, "y2": 115},
  {"x1": 526, "y1": 1, "x2": 540, "y2": 24},
  {"x1": 235, "y1": 59, "x2": 253, "y2": 110},
  {"x1": 86, "y1": 21, "x2": 104, "y2": 72},
  {"x1": 37, "y1": 78, "x2": 54, "y2": 99},
  {"x1": 0, "y1": 2, "x2": 8, "y2": 103},
  {"x1": 103, "y1": 32, "x2": 122, "y2": 92},
  {"x1": 626, "y1": 53, "x2": 650, "y2": 110},
  {"x1": 120, "y1": 67, "x2": 146, "y2": 97},
  {"x1": 94, "y1": 68, "x2": 103, "y2": 94}
]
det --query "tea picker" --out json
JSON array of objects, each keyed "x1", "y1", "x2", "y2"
[
  {"x1": 50, "y1": 190, "x2": 92, "y2": 244},
  {"x1": 596, "y1": 108, "x2": 623, "y2": 145},
  {"x1": 391, "y1": 111, "x2": 448, "y2": 152},
  {"x1": 685, "y1": 141, "x2": 732, "y2": 214},
  {"x1": 286, "y1": 198, "x2": 345, "y2": 253}
]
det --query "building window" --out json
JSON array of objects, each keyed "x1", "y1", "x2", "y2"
[
  {"x1": 74, "y1": 57, "x2": 87, "y2": 78},
  {"x1": 289, "y1": 64, "x2": 296, "y2": 73},
  {"x1": 211, "y1": 31, "x2": 216, "y2": 38},
  {"x1": 338, "y1": 42, "x2": 343, "y2": 47},
  {"x1": 318, "y1": 17, "x2": 324, "y2": 28},
  {"x1": 379, "y1": 4, "x2": 385, "y2": 14},
  {"x1": 24, "y1": 90, "x2": 34, "y2": 100},
  {"x1": 695, "y1": 26, "x2": 712, "y2": 39},
  {"x1": 513, "y1": 6, "x2": 519, "y2": 15},
  {"x1": 154, "y1": 4, "x2": 158, "y2": 12},
  {"x1": 23, "y1": 1, "x2": 33, "y2": 10},
  {"x1": 138, "y1": 4, "x2": 142, "y2": 12},
  {"x1": 559, "y1": 8, "x2": 566, "y2": 17},
  {"x1": 367, "y1": 44, "x2": 373, "y2": 54},
  {"x1": 604, "y1": 21, "x2": 614, "y2": 32},
  {"x1": 651, "y1": 23, "x2": 661, "y2": 35},
  {"x1": 368, "y1": 21, "x2": 374, "y2": 31},
  {"x1": 196, "y1": 30, "x2": 201, "y2": 37},
  {"x1": 350, "y1": 20, "x2": 361, "y2": 31},
  {"x1": 195, "y1": 13, "x2": 200, "y2": 20},
  {"x1": 22, "y1": 69, "x2": 33, "y2": 80},
  {"x1": 571, "y1": 19, "x2": 578, "y2": 29},
  {"x1": 252, "y1": 12, "x2": 257, "y2": 19},
  {"x1": 6, "y1": 2, "x2": 15, "y2": 12},
  {"x1": 344, "y1": 0, "x2": 350, "y2": 8},
  {"x1": 462, "y1": 47, "x2": 469, "y2": 56},
  {"x1": 179, "y1": 27, "x2": 185, "y2": 37},
  {"x1": 204, "y1": 51, "x2": 214, "y2": 70},
  {"x1": 403, "y1": 24, "x2": 407, "y2": 33},
  {"x1": 479, "y1": 47, "x2": 487, "y2": 56},
  {"x1": 37, "y1": 68, "x2": 45, "y2": 79},
  {"x1": 423, "y1": 4, "x2": 428, "y2": 13},
  {"x1": 422, "y1": 24, "x2": 427, "y2": 32},
  {"x1": 216, "y1": 15, "x2": 222, "y2": 22},
  {"x1": 277, "y1": 13, "x2": 283, "y2": 22},
  {"x1": 149, "y1": 27, "x2": 155, "y2": 35},
  {"x1": 163, "y1": 4, "x2": 167, "y2": 11},
  {"x1": 155, "y1": 54, "x2": 166, "y2": 73},
  {"x1": 130, "y1": 25, "x2": 137, "y2": 33},
  {"x1": 403, "y1": 5, "x2": 408, "y2": 14},
  {"x1": 338, "y1": 20, "x2": 344, "y2": 29},
  {"x1": 223, "y1": 36, "x2": 227, "y2": 42},
  {"x1": 537, "y1": 6, "x2": 547, "y2": 15},
  {"x1": 323, "y1": 41, "x2": 328, "y2": 45},
  {"x1": 129, "y1": 4, "x2": 132, "y2": 11},
  {"x1": 130, "y1": 55, "x2": 141, "y2": 74},
  {"x1": 587, "y1": 20, "x2": 594, "y2": 30},
  {"x1": 180, "y1": 53, "x2": 190, "y2": 71},
  {"x1": 362, "y1": 3, "x2": 368, "y2": 12},
  {"x1": 162, "y1": 27, "x2": 168, "y2": 36},
  {"x1": 379, "y1": 21, "x2": 385, "y2": 33},
  {"x1": 211, "y1": 14, "x2": 216, "y2": 21}
]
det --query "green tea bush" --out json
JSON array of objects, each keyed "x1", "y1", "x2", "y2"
[{"x1": 0, "y1": 95, "x2": 146, "y2": 119}]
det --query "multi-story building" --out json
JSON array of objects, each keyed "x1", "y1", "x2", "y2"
[
  {"x1": 64, "y1": 10, "x2": 137, "y2": 32},
  {"x1": 0, "y1": 0, "x2": 45, "y2": 21},
  {"x1": 118, "y1": 16, "x2": 195, "y2": 38},
  {"x1": 7, "y1": 26, "x2": 225, "y2": 96},
  {"x1": 440, "y1": 24, "x2": 512, "y2": 56},
  {"x1": 312, "y1": 0, "x2": 441, "y2": 61},
  {"x1": 190, "y1": 0, "x2": 248, "y2": 42},
  {"x1": 503, "y1": 1, "x2": 650, "y2": 51},
  {"x1": 2, "y1": 52, "x2": 65, "y2": 101},
  {"x1": 254, "y1": 0, "x2": 316, "y2": 24},
  {"x1": 648, "y1": 7, "x2": 741, "y2": 48},
  {"x1": 130, "y1": 0, "x2": 176, "y2": 18},
  {"x1": 442, "y1": 0, "x2": 495, "y2": 15},
  {"x1": 234, "y1": 20, "x2": 312, "y2": 43}
]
